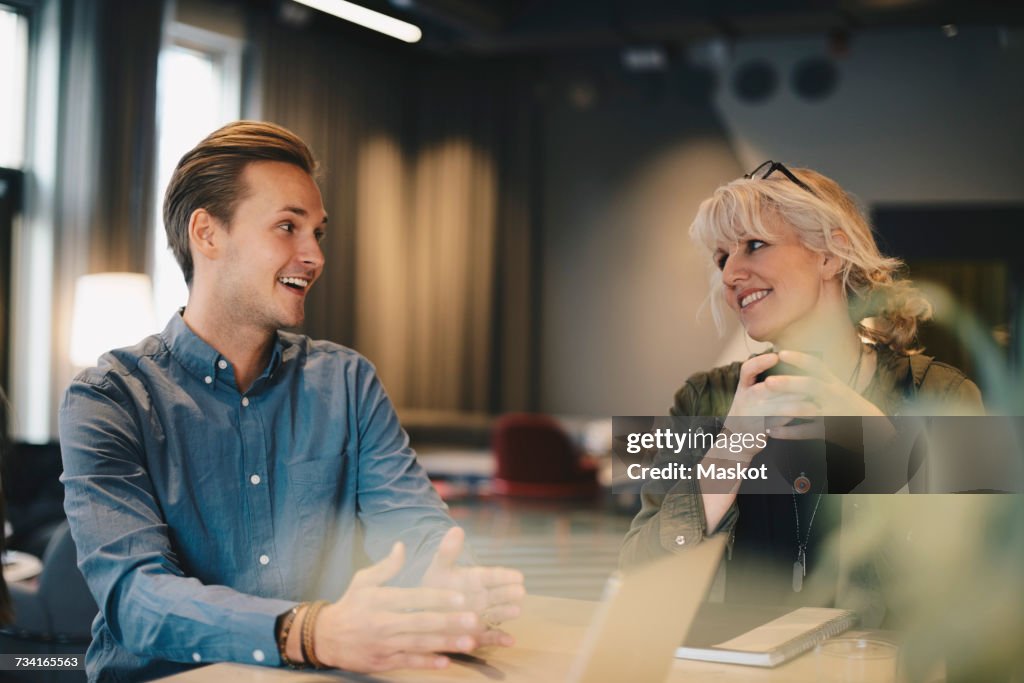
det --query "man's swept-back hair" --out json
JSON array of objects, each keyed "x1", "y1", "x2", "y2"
[{"x1": 163, "y1": 121, "x2": 318, "y2": 286}]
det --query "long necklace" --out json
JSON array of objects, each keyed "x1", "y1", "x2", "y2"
[
  {"x1": 792, "y1": 492, "x2": 822, "y2": 592},
  {"x1": 790, "y1": 342, "x2": 866, "y2": 592}
]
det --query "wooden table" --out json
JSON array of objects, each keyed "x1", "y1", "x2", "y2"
[{"x1": 157, "y1": 595, "x2": 929, "y2": 683}]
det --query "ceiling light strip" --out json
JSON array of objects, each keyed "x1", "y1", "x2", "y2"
[{"x1": 291, "y1": 0, "x2": 422, "y2": 43}]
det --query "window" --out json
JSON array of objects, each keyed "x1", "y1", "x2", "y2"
[
  {"x1": 0, "y1": 4, "x2": 29, "y2": 168},
  {"x1": 152, "y1": 21, "x2": 242, "y2": 322}
]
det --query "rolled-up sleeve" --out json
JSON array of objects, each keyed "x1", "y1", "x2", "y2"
[
  {"x1": 60, "y1": 373, "x2": 292, "y2": 667},
  {"x1": 619, "y1": 381, "x2": 738, "y2": 569}
]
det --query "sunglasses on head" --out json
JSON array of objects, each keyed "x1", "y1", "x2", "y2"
[{"x1": 743, "y1": 160, "x2": 818, "y2": 197}]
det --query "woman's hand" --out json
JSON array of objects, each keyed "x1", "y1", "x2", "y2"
[
  {"x1": 727, "y1": 353, "x2": 820, "y2": 419},
  {"x1": 726, "y1": 350, "x2": 883, "y2": 441},
  {"x1": 765, "y1": 350, "x2": 884, "y2": 418},
  {"x1": 700, "y1": 353, "x2": 806, "y2": 532},
  {"x1": 714, "y1": 353, "x2": 817, "y2": 465}
]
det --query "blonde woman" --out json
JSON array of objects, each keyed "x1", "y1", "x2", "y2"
[{"x1": 621, "y1": 162, "x2": 982, "y2": 615}]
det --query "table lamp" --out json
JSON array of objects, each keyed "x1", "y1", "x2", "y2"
[{"x1": 70, "y1": 272, "x2": 157, "y2": 368}]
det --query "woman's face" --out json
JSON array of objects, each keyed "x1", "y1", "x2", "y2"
[{"x1": 713, "y1": 219, "x2": 835, "y2": 345}]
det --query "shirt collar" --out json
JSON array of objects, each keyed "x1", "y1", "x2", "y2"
[{"x1": 160, "y1": 310, "x2": 285, "y2": 389}]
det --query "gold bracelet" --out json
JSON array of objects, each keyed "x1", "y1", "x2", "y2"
[
  {"x1": 301, "y1": 600, "x2": 328, "y2": 669},
  {"x1": 276, "y1": 603, "x2": 305, "y2": 668}
]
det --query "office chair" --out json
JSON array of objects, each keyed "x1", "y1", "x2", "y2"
[
  {"x1": 491, "y1": 413, "x2": 599, "y2": 498},
  {"x1": 1, "y1": 520, "x2": 95, "y2": 683}
]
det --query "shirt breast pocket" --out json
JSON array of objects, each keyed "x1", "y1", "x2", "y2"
[
  {"x1": 285, "y1": 458, "x2": 345, "y2": 558},
  {"x1": 287, "y1": 458, "x2": 344, "y2": 500},
  {"x1": 289, "y1": 458, "x2": 341, "y2": 482}
]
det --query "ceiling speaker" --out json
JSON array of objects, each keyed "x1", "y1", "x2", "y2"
[
  {"x1": 791, "y1": 57, "x2": 839, "y2": 102},
  {"x1": 732, "y1": 60, "x2": 778, "y2": 104}
]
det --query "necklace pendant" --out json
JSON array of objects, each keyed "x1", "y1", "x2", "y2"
[
  {"x1": 792, "y1": 561, "x2": 804, "y2": 592},
  {"x1": 794, "y1": 474, "x2": 811, "y2": 494}
]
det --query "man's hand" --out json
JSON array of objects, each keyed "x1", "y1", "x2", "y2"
[
  {"x1": 309, "y1": 541, "x2": 485, "y2": 673},
  {"x1": 421, "y1": 527, "x2": 526, "y2": 647}
]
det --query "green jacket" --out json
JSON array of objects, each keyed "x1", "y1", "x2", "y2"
[{"x1": 619, "y1": 347, "x2": 983, "y2": 625}]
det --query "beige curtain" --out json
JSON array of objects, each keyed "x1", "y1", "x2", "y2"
[
  {"x1": 46, "y1": 0, "x2": 161, "y2": 434},
  {"x1": 252, "y1": 18, "x2": 537, "y2": 412},
  {"x1": 357, "y1": 135, "x2": 498, "y2": 409}
]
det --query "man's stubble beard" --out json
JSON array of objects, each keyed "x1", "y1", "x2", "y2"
[{"x1": 217, "y1": 264, "x2": 294, "y2": 334}]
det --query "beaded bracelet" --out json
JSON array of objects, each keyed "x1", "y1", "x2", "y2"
[
  {"x1": 276, "y1": 603, "x2": 305, "y2": 668},
  {"x1": 301, "y1": 600, "x2": 329, "y2": 669}
]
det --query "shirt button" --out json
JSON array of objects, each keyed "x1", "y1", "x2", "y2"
[
  {"x1": 250, "y1": 474, "x2": 262, "y2": 485},
  {"x1": 218, "y1": 359, "x2": 228, "y2": 369},
  {"x1": 204, "y1": 376, "x2": 212, "y2": 385},
  {"x1": 192, "y1": 652, "x2": 202, "y2": 663},
  {"x1": 241, "y1": 397, "x2": 250, "y2": 407},
  {"x1": 259, "y1": 554, "x2": 270, "y2": 565},
  {"x1": 252, "y1": 649, "x2": 265, "y2": 663},
  {"x1": 675, "y1": 535, "x2": 686, "y2": 546}
]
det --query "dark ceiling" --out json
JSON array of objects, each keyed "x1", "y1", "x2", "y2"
[{"x1": 377, "y1": 0, "x2": 1024, "y2": 54}]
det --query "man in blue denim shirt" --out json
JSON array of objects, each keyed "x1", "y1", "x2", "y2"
[{"x1": 60, "y1": 122, "x2": 524, "y2": 682}]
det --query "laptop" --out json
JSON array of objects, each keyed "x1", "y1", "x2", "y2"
[{"x1": 567, "y1": 535, "x2": 727, "y2": 683}]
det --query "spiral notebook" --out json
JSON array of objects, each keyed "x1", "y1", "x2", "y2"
[{"x1": 675, "y1": 603, "x2": 858, "y2": 667}]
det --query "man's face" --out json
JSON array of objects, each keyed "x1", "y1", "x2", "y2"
[{"x1": 213, "y1": 160, "x2": 327, "y2": 331}]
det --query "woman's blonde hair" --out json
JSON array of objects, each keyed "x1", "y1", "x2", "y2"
[{"x1": 690, "y1": 166, "x2": 931, "y2": 354}]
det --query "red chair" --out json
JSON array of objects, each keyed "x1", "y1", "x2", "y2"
[{"x1": 491, "y1": 413, "x2": 599, "y2": 498}]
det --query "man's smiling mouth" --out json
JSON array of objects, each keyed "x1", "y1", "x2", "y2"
[{"x1": 278, "y1": 276, "x2": 310, "y2": 292}]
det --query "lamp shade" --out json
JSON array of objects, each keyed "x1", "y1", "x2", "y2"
[{"x1": 70, "y1": 272, "x2": 157, "y2": 367}]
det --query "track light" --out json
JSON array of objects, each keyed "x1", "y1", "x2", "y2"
[{"x1": 291, "y1": 0, "x2": 422, "y2": 43}]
